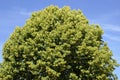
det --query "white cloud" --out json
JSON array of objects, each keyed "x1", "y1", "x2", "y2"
[
  {"x1": 19, "y1": 10, "x2": 31, "y2": 16},
  {"x1": 101, "y1": 24, "x2": 120, "y2": 42},
  {"x1": 102, "y1": 24, "x2": 120, "y2": 32},
  {"x1": 10, "y1": 7, "x2": 32, "y2": 16},
  {"x1": 101, "y1": 11, "x2": 120, "y2": 19},
  {"x1": 103, "y1": 34, "x2": 120, "y2": 42},
  {"x1": 90, "y1": 10, "x2": 120, "y2": 23},
  {"x1": 112, "y1": 56, "x2": 120, "y2": 63}
]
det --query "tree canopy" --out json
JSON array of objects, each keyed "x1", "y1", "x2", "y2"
[{"x1": 0, "y1": 6, "x2": 119, "y2": 80}]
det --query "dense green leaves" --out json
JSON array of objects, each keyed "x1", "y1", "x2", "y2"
[{"x1": 0, "y1": 6, "x2": 119, "y2": 80}]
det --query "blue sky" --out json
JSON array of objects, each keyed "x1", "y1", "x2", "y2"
[{"x1": 0, "y1": 0, "x2": 120, "y2": 79}]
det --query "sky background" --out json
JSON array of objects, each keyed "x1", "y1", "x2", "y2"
[{"x1": 0, "y1": 0, "x2": 120, "y2": 79}]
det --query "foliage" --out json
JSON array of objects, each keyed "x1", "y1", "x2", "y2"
[{"x1": 0, "y1": 6, "x2": 119, "y2": 80}]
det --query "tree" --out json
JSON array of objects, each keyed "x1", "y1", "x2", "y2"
[{"x1": 0, "y1": 6, "x2": 119, "y2": 80}]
